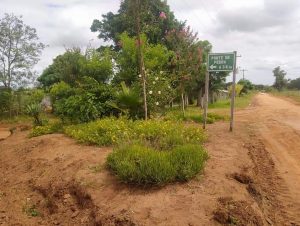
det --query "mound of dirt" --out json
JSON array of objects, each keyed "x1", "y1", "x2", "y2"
[
  {"x1": 213, "y1": 197, "x2": 263, "y2": 226},
  {"x1": 30, "y1": 180, "x2": 137, "y2": 226}
]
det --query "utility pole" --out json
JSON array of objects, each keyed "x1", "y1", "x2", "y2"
[
  {"x1": 240, "y1": 69, "x2": 248, "y2": 80},
  {"x1": 135, "y1": 0, "x2": 148, "y2": 120}
]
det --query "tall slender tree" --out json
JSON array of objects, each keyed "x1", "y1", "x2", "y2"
[{"x1": 0, "y1": 13, "x2": 45, "y2": 88}]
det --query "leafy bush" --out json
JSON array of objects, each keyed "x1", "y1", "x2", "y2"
[
  {"x1": 64, "y1": 118, "x2": 206, "y2": 148},
  {"x1": 0, "y1": 88, "x2": 12, "y2": 116},
  {"x1": 65, "y1": 118, "x2": 132, "y2": 145},
  {"x1": 50, "y1": 79, "x2": 117, "y2": 123},
  {"x1": 228, "y1": 84, "x2": 244, "y2": 97},
  {"x1": 30, "y1": 121, "x2": 63, "y2": 137},
  {"x1": 27, "y1": 89, "x2": 45, "y2": 105},
  {"x1": 111, "y1": 82, "x2": 143, "y2": 119},
  {"x1": 107, "y1": 144, "x2": 208, "y2": 185},
  {"x1": 25, "y1": 103, "x2": 43, "y2": 126}
]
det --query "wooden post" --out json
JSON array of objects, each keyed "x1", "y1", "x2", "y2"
[
  {"x1": 230, "y1": 51, "x2": 237, "y2": 132},
  {"x1": 203, "y1": 71, "x2": 209, "y2": 129},
  {"x1": 135, "y1": 0, "x2": 148, "y2": 120}
]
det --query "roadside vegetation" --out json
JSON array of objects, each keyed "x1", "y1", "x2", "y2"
[
  {"x1": 0, "y1": 1, "x2": 257, "y2": 186},
  {"x1": 269, "y1": 66, "x2": 300, "y2": 103},
  {"x1": 271, "y1": 90, "x2": 300, "y2": 104}
]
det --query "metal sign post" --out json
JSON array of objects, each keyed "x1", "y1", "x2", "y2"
[
  {"x1": 230, "y1": 51, "x2": 237, "y2": 132},
  {"x1": 206, "y1": 52, "x2": 237, "y2": 131},
  {"x1": 208, "y1": 53, "x2": 235, "y2": 72},
  {"x1": 203, "y1": 70, "x2": 209, "y2": 129}
]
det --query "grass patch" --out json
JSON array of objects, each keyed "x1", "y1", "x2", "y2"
[
  {"x1": 107, "y1": 144, "x2": 208, "y2": 186},
  {"x1": 165, "y1": 107, "x2": 228, "y2": 124},
  {"x1": 271, "y1": 90, "x2": 300, "y2": 103},
  {"x1": 209, "y1": 93, "x2": 255, "y2": 109}
]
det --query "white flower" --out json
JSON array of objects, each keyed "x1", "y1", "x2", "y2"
[
  {"x1": 168, "y1": 86, "x2": 171, "y2": 89},
  {"x1": 153, "y1": 81, "x2": 156, "y2": 85},
  {"x1": 149, "y1": 90, "x2": 153, "y2": 94},
  {"x1": 160, "y1": 71, "x2": 163, "y2": 74},
  {"x1": 138, "y1": 74, "x2": 142, "y2": 78},
  {"x1": 158, "y1": 91, "x2": 161, "y2": 95},
  {"x1": 155, "y1": 77, "x2": 159, "y2": 81},
  {"x1": 156, "y1": 102, "x2": 159, "y2": 106}
]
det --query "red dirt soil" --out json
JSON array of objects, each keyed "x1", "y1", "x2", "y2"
[{"x1": 0, "y1": 93, "x2": 299, "y2": 226}]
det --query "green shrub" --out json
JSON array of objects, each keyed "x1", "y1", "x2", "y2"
[
  {"x1": 28, "y1": 89, "x2": 45, "y2": 105},
  {"x1": 50, "y1": 79, "x2": 117, "y2": 123},
  {"x1": 64, "y1": 118, "x2": 206, "y2": 148},
  {"x1": 107, "y1": 144, "x2": 208, "y2": 185},
  {"x1": 65, "y1": 118, "x2": 132, "y2": 145},
  {"x1": 0, "y1": 88, "x2": 12, "y2": 116},
  {"x1": 171, "y1": 145, "x2": 208, "y2": 181},
  {"x1": 30, "y1": 121, "x2": 63, "y2": 137}
]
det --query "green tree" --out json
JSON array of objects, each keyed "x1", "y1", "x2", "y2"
[
  {"x1": 0, "y1": 13, "x2": 45, "y2": 88},
  {"x1": 165, "y1": 26, "x2": 212, "y2": 111},
  {"x1": 287, "y1": 77, "x2": 300, "y2": 90},
  {"x1": 238, "y1": 79, "x2": 254, "y2": 94},
  {"x1": 91, "y1": 0, "x2": 183, "y2": 47},
  {"x1": 273, "y1": 66, "x2": 287, "y2": 91},
  {"x1": 82, "y1": 47, "x2": 113, "y2": 83},
  {"x1": 114, "y1": 32, "x2": 172, "y2": 85},
  {"x1": 38, "y1": 47, "x2": 113, "y2": 88}
]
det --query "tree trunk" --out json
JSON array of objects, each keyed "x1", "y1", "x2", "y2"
[
  {"x1": 185, "y1": 94, "x2": 189, "y2": 108},
  {"x1": 181, "y1": 92, "x2": 185, "y2": 117},
  {"x1": 197, "y1": 88, "x2": 202, "y2": 107}
]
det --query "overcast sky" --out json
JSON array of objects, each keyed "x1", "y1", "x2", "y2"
[{"x1": 1, "y1": 0, "x2": 300, "y2": 85}]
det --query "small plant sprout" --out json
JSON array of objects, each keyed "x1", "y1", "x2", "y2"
[
  {"x1": 158, "y1": 91, "x2": 161, "y2": 95},
  {"x1": 160, "y1": 71, "x2": 164, "y2": 74},
  {"x1": 153, "y1": 81, "x2": 156, "y2": 85},
  {"x1": 149, "y1": 90, "x2": 153, "y2": 94},
  {"x1": 155, "y1": 77, "x2": 159, "y2": 81}
]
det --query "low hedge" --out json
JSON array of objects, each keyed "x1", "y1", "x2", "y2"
[{"x1": 107, "y1": 144, "x2": 208, "y2": 185}]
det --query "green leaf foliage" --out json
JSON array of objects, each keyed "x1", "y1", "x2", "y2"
[
  {"x1": 91, "y1": 0, "x2": 183, "y2": 46},
  {"x1": 38, "y1": 47, "x2": 113, "y2": 88},
  {"x1": 50, "y1": 79, "x2": 117, "y2": 123}
]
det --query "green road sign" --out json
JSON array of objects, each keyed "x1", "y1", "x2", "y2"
[{"x1": 208, "y1": 53, "x2": 235, "y2": 72}]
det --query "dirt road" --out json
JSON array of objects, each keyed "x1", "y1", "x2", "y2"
[
  {"x1": 239, "y1": 93, "x2": 300, "y2": 225},
  {"x1": 0, "y1": 93, "x2": 299, "y2": 226}
]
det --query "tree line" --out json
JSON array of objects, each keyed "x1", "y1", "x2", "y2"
[{"x1": 0, "y1": 0, "x2": 255, "y2": 121}]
